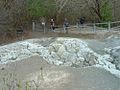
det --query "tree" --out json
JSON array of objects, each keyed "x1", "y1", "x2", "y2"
[
  {"x1": 27, "y1": 0, "x2": 56, "y2": 19},
  {"x1": 55, "y1": 0, "x2": 86, "y2": 24},
  {"x1": 112, "y1": 0, "x2": 120, "y2": 20},
  {"x1": 55, "y1": 0, "x2": 69, "y2": 14},
  {"x1": 85, "y1": 0, "x2": 112, "y2": 22},
  {"x1": 0, "y1": 0, "x2": 27, "y2": 31},
  {"x1": 101, "y1": 0, "x2": 112, "y2": 21}
]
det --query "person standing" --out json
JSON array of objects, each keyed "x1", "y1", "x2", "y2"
[
  {"x1": 50, "y1": 18, "x2": 55, "y2": 32},
  {"x1": 80, "y1": 17, "x2": 85, "y2": 28},
  {"x1": 63, "y1": 18, "x2": 69, "y2": 34},
  {"x1": 41, "y1": 17, "x2": 46, "y2": 33}
]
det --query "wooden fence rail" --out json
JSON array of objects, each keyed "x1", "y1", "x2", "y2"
[{"x1": 32, "y1": 20, "x2": 120, "y2": 33}]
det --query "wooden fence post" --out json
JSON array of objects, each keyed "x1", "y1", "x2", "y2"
[
  {"x1": 43, "y1": 24, "x2": 45, "y2": 34},
  {"x1": 93, "y1": 23, "x2": 96, "y2": 33},
  {"x1": 108, "y1": 21, "x2": 111, "y2": 31},
  {"x1": 42, "y1": 22, "x2": 46, "y2": 34},
  {"x1": 32, "y1": 21, "x2": 35, "y2": 32}
]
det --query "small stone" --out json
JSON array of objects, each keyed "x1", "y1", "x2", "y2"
[
  {"x1": 116, "y1": 64, "x2": 120, "y2": 70},
  {"x1": 1, "y1": 67, "x2": 5, "y2": 70}
]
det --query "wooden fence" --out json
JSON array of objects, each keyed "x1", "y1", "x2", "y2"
[{"x1": 32, "y1": 21, "x2": 120, "y2": 33}]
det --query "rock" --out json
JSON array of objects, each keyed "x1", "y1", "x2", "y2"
[
  {"x1": 51, "y1": 52, "x2": 60, "y2": 60},
  {"x1": 9, "y1": 51, "x2": 18, "y2": 60},
  {"x1": 50, "y1": 43, "x2": 62, "y2": 52},
  {"x1": 17, "y1": 55, "x2": 32, "y2": 61},
  {"x1": 84, "y1": 52, "x2": 98, "y2": 66},
  {"x1": 60, "y1": 52, "x2": 69, "y2": 61},
  {"x1": 76, "y1": 57, "x2": 85, "y2": 62},
  {"x1": 28, "y1": 43, "x2": 42, "y2": 53},
  {"x1": 0, "y1": 38, "x2": 119, "y2": 76},
  {"x1": 53, "y1": 60, "x2": 63, "y2": 65},
  {"x1": 103, "y1": 55, "x2": 113, "y2": 62},
  {"x1": 20, "y1": 49, "x2": 32, "y2": 56},
  {"x1": 108, "y1": 46, "x2": 120, "y2": 70},
  {"x1": 98, "y1": 55, "x2": 116, "y2": 69},
  {"x1": 48, "y1": 46, "x2": 56, "y2": 53},
  {"x1": 116, "y1": 64, "x2": 120, "y2": 70},
  {"x1": 57, "y1": 45, "x2": 66, "y2": 57},
  {"x1": 65, "y1": 42, "x2": 77, "y2": 53},
  {"x1": 71, "y1": 60, "x2": 84, "y2": 68},
  {"x1": 50, "y1": 38, "x2": 98, "y2": 66},
  {"x1": 1, "y1": 67, "x2": 5, "y2": 70},
  {"x1": 98, "y1": 55, "x2": 113, "y2": 63}
]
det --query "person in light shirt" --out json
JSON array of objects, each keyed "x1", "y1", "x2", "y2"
[{"x1": 41, "y1": 17, "x2": 46, "y2": 33}]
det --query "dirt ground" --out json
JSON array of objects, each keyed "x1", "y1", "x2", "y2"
[
  {"x1": 0, "y1": 55, "x2": 120, "y2": 90},
  {"x1": 0, "y1": 26, "x2": 119, "y2": 46},
  {"x1": 0, "y1": 28, "x2": 120, "y2": 90},
  {"x1": 31, "y1": 30, "x2": 119, "y2": 40}
]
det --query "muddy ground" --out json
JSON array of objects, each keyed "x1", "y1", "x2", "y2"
[
  {"x1": 0, "y1": 55, "x2": 120, "y2": 90},
  {"x1": 0, "y1": 28, "x2": 120, "y2": 90}
]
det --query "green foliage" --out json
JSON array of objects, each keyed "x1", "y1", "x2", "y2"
[
  {"x1": 27, "y1": 0, "x2": 56, "y2": 19},
  {"x1": 97, "y1": 24, "x2": 108, "y2": 28},
  {"x1": 101, "y1": 1, "x2": 112, "y2": 22}
]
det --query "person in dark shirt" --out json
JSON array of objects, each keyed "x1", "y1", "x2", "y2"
[
  {"x1": 80, "y1": 17, "x2": 85, "y2": 28},
  {"x1": 16, "y1": 26, "x2": 23, "y2": 40},
  {"x1": 63, "y1": 18, "x2": 69, "y2": 33},
  {"x1": 50, "y1": 18, "x2": 55, "y2": 32}
]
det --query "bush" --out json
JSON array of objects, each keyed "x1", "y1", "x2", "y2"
[
  {"x1": 27, "y1": 0, "x2": 56, "y2": 19},
  {"x1": 101, "y1": 1, "x2": 112, "y2": 22}
]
